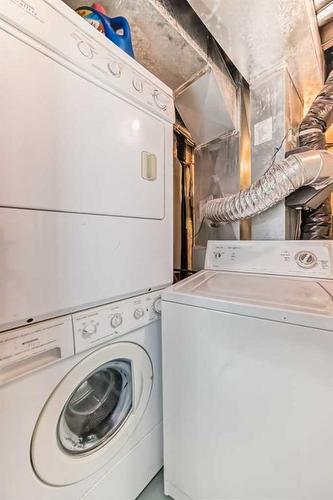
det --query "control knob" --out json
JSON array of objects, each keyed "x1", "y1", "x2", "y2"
[
  {"x1": 132, "y1": 78, "x2": 143, "y2": 93},
  {"x1": 82, "y1": 324, "x2": 97, "y2": 338},
  {"x1": 110, "y1": 313, "x2": 123, "y2": 328},
  {"x1": 77, "y1": 41, "x2": 93, "y2": 59},
  {"x1": 153, "y1": 91, "x2": 168, "y2": 110},
  {"x1": 295, "y1": 251, "x2": 317, "y2": 269},
  {"x1": 108, "y1": 61, "x2": 121, "y2": 78},
  {"x1": 153, "y1": 297, "x2": 162, "y2": 314},
  {"x1": 134, "y1": 307, "x2": 145, "y2": 319}
]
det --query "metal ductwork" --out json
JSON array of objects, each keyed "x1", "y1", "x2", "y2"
[
  {"x1": 315, "y1": 0, "x2": 333, "y2": 27},
  {"x1": 175, "y1": 66, "x2": 236, "y2": 146},
  {"x1": 204, "y1": 68, "x2": 333, "y2": 236},
  {"x1": 203, "y1": 150, "x2": 333, "y2": 224},
  {"x1": 63, "y1": 0, "x2": 237, "y2": 145}
]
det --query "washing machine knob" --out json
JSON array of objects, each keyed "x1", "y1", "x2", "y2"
[
  {"x1": 110, "y1": 313, "x2": 123, "y2": 328},
  {"x1": 295, "y1": 251, "x2": 317, "y2": 269},
  {"x1": 82, "y1": 324, "x2": 97, "y2": 338},
  {"x1": 134, "y1": 307, "x2": 145, "y2": 319},
  {"x1": 153, "y1": 297, "x2": 162, "y2": 314}
]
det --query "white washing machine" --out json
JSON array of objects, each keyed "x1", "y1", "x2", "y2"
[
  {"x1": 0, "y1": 290, "x2": 163, "y2": 500},
  {"x1": 162, "y1": 241, "x2": 333, "y2": 500},
  {"x1": 0, "y1": 0, "x2": 174, "y2": 332}
]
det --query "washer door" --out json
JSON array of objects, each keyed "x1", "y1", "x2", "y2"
[{"x1": 31, "y1": 342, "x2": 153, "y2": 486}]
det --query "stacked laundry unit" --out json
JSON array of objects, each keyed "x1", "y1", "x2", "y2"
[{"x1": 0, "y1": 0, "x2": 174, "y2": 499}]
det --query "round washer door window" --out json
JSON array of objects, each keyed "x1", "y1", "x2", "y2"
[
  {"x1": 31, "y1": 342, "x2": 153, "y2": 486},
  {"x1": 58, "y1": 359, "x2": 132, "y2": 454}
]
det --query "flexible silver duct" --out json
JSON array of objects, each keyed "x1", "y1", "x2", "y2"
[
  {"x1": 316, "y1": 2, "x2": 333, "y2": 27},
  {"x1": 203, "y1": 150, "x2": 333, "y2": 224}
]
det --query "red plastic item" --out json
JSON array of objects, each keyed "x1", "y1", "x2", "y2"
[{"x1": 92, "y1": 3, "x2": 106, "y2": 14}]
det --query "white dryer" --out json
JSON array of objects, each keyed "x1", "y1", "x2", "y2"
[
  {"x1": 0, "y1": 291, "x2": 163, "y2": 499},
  {"x1": 0, "y1": 0, "x2": 174, "y2": 332},
  {"x1": 162, "y1": 241, "x2": 333, "y2": 500}
]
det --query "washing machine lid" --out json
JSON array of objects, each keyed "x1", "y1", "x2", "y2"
[{"x1": 163, "y1": 271, "x2": 333, "y2": 331}]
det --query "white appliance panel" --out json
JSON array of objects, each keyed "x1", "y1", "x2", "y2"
[
  {"x1": 0, "y1": 302, "x2": 163, "y2": 499},
  {"x1": 205, "y1": 240, "x2": 333, "y2": 278},
  {"x1": 0, "y1": 0, "x2": 174, "y2": 331},
  {"x1": 72, "y1": 290, "x2": 161, "y2": 353},
  {"x1": 0, "y1": 208, "x2": 172, "y2": 331},
  {"x1": 0, "y1": 29, "x2": 165, "y2": 219},
  {"x1": 162, "y1": 301, "x2": 333, "y2": 500}
]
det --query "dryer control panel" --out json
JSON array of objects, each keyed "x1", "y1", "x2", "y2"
[
  {"x1": 205, "y1": 241, "x2": 333, "y2": 279},
  {"x1": 72, "y1": 290, "x2": 162, "y2": 353},
  {"x1": 0, "y1": 0, "x2": 174, "y2": 123}
]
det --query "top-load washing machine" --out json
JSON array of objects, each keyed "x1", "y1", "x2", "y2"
[
  {"x1": 162, "y1": 241, "x2": 333, "y2": 500},
  {"x1": 0, "y1": 290, "x2": 163, "y2": 500},
  {"x1": 0, "y1": 0, "x2": 174, "y2": 332}
]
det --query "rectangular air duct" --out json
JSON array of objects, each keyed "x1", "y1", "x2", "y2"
[{"x1": 175, "y1": 66, "x2": 236, "y2": 146}]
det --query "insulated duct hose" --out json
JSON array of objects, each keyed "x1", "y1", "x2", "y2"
[
  {"x1": 203, "y1": 150, "x2": 333, "y2": 224},
  {"x1": 299, "y1": 70, "x2": 333, "y2": 239}
]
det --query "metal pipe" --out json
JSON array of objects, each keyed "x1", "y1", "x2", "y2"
[
  {"x1": 203, "y1": 151, "x2": 333, "y2": 224},
  {"x1": 314, "y1": 0, "x2": 333, "y2": 13},
  {"x1": 317, "y1": 2, "x2": 333, "y2": 27}
]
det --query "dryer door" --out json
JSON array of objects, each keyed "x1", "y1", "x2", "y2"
[{"x1": 31, "y1": 342, "x2": 153, "y2": 486}]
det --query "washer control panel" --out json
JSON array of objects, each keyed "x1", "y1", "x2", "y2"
[
  {"x1": 205, "y1": 241, "x2": 333, "y2": 278},
  {"x1": 0, "y1": 317, "x2": 74, "y2": 385},
  {"x1": 73, "y1": 291, "x2": 162, "y2": 353}
]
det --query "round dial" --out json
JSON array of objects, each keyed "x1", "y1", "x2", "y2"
[
  {"x1": 110, "y1": 313, "x2": 123, "y2": 328},
  {"x1": 153, "y1": 91, "x2": 168, "y2": 110},
  {"x1": 153, "y1": 297, "x2": 162, "y2": 314},
  {"x1": 82, "y1": 324, "x2": 97, "y2": 338},
  {"x1": 132, "y1": 78, "x2": 143, "y2": 93},
  {"x1": 77, "y1": 41, "x2": 93, "y2": 59},
  {"x1": 108, "y1": 61, "x2": 121, "y2": 78},
  {"x1": 295, "y1": 251, "x2": 318, "y2": 269},
  {"x1": 133, "y1": 307, "x2": 145, "y2": 320}
]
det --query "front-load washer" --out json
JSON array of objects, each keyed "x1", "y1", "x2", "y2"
[
  {"x1": 0, "y1": 290, "x2": 163, "y2": 500},
  {"x1": 162, "y1": 240, "x2": 333, "y2": 500},
  {"x1": 0, "y1": 0, "x2": 174, "y2": 332}
]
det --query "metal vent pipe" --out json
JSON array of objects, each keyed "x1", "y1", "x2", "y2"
[
  {"x1": 315, "y1": 0, "x2": 333, "y2": 27},
  {"x1": 314, "y1": 0, "x2": 332, "y2": 12},
  {"x1": 203, "y1": 150, "x2": 333, "y2": 224}
]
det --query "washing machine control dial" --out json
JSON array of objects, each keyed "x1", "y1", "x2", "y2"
[
  {"x1": 82, "y1": 324, "x2": 97, "y2": 338},
  {"x1": 295, "y1": 251, "x2": 318, "y2": 269},
  {"x1": 153, "y1": 297, "x2": 162, "y2": 314},
  {"x1": 133, "y1": 307, "x2": 144, "y2": 319},
  {"x1": 110, "y1": 313, "x2": 123, "y2": 328}
]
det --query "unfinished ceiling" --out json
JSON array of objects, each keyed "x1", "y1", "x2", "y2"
[
  {"x1": 63, "y1": 0, "x2": 231, "y2": 91},
  {"x1": 185, "y1": 0, "x2": 324, "y2": 106},
  {"x1": 63, "y1": 0, "x2": 238, "y2": 142}
]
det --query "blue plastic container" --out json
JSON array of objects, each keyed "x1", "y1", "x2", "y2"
[{"x1": 76, "y1": 6, "x2": 135, "y2": 58}]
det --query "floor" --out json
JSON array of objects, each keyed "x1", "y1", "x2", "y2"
[{"x1": 137, "y1": 470, "x2": 169, "y2": 499}]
